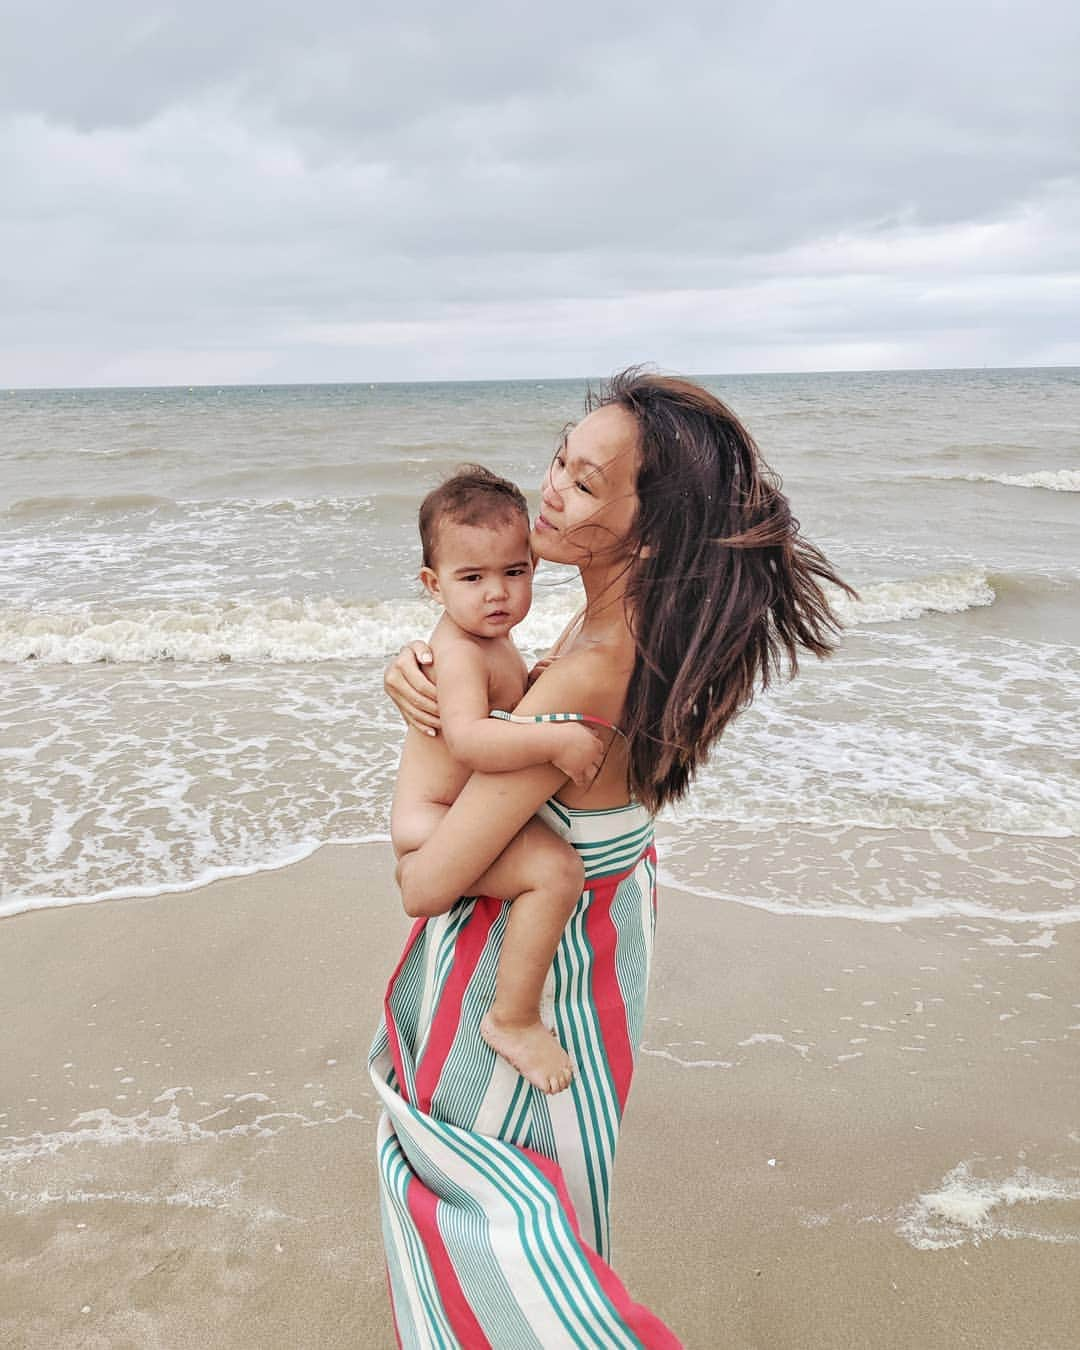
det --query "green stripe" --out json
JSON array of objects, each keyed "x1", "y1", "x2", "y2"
[
  {"x1": 554, "y1": 914, "x2": 609, "y2": 1256},
  {"x1": 498, "y1": 1074, "x2": 531, "y2": 1142},
  {"x1": 573, "y1": 829, "x2": 652, "y2": 855},
  {"x1": 445, "y1": 1117, "x2": 638, "y2": 1350},
  {"x1": 571, "y1": 826, "x2": 649, "y2": 853},
  {"x1": 492, "y1": 710, "x2": 591, "y2": 725},
  {"x1": 406, "y1": 1110, "x2": 611, "y2": 1348},
  {"x1": 388, "y1": 1122, "x2": 539, "y2": 1348},
  {"x1": 542, "y1": 798, "x2": 572, "y2": 827},
  {"x1": 441, "y1": 1202, "x2": 542, "y2": 1349},
  {"x1": 556, "y1": 912, "x2": 621, "y2": 1257},
  {"x1": 379, "y1": 1185, "x2": 420, "y2": 1347},
  {"x1": 384, "y1": 1145, "x2": 457, "y2": 1348},
  {"x1": 526, "y1": 1093, "x2": 557, "y2": 1160},
  {"x1": 576, "y1": 847, "x2": 651, "y2": 881},
  {"x1": 381, "y1": 1137, "x2": 456, "y2": 1347},
  {"x1": 395, "y1": 1101, "x2": 640, "y2": 1349},
  {"x1": 558, "y1": 801, "x2": 647, "y2": 818},
  {"x1": 433, "y1": 902, "x2": 472, "y2": 995},
  {"x1": 430, "y1": 907, "x2": 504, "y2": 1121}
]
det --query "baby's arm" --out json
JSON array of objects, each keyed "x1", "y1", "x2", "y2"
[{"x1": 437, "y1": 642, "x2": 603, "y2": 786}]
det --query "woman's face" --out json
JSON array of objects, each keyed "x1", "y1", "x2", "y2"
[{"x1": 531, "y1": 404, "x2": 640, "y2": 568}]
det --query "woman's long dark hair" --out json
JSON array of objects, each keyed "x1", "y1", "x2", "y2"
[{"x1": 592, "y1": 368, "x2": 859, "y2": 814}]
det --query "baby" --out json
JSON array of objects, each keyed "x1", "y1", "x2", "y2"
[{"x1": 391, "y1": 465, "x2": 603, "y2": 1094}]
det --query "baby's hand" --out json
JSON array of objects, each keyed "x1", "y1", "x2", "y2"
[{"x1": 551, "y1": 722, "x2": 605, "y2": 787}]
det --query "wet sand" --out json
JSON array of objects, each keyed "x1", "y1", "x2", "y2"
[{"x1": 2, "y1": 840, "x2": 1079, "y2": 1348}]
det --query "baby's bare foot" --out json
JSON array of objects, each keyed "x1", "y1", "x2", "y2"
[{"x1": 480, "y1": 1010, "x2": 574, "y2": 1094}]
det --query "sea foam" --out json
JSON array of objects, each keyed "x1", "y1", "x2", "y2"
[
  {"x1": 0, "y1": 570, "x2": 999, "y2": 664},
  {"x1": 897, "y1": 1162, "x2": 1080, "y2": 1249},
  {"x1": 0, "y1": 1090, "x2": 368, "y2": 1169}
]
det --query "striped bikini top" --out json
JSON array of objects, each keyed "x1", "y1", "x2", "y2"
[{"x1": 489, "y1": 709, "x2": 626, "y2": 739}]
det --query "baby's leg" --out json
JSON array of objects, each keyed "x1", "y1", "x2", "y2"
[
  {"x1": 390, "y1": 801, "x2": 449, "y2": 860},
  {"x1": 469, "y1": 819, "x2": 584, "y2": 1095}
]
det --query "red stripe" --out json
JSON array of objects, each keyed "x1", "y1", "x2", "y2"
[
  {"x1": 576, "y1": 714, "x2": 619, "y2": 733},
  {"x1": 386, "y1": 1264, "x2": 404, "y2": 1348},
  {"x1": 414, "y1": 897, "x2": 500, "y2": 1113},
  {"x1": 578, "y1": 1244, "x2": 684, "y2": 1348},
  {"x1": 383, "y1": 917, "x2": 427, "y2": 1103},
  {"x1": 518, "y1": 1146, "x2": 684, "y2": 1349},
  {"x1": 405, "y1": 1175, "x2": 493, "y2": 1349},
  {"x1": 579, "y1": 847, "x2": 652, "y2": 889},
  {"x1": 583, "y1": 876, "x2": 636, "y2": 1111}
]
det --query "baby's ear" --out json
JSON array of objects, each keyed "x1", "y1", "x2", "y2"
[{"x1": 419, "y1": 566, "x2": 442, "y2": 601}]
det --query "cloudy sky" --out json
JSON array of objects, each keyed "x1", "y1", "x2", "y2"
[{"x1": 3, "y1": 0, "x2": 1078, "y2": 386}]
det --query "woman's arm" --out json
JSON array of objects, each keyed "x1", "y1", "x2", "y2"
[{"x1": 395, "y1": 655, "x2": 603, "y2": 917}]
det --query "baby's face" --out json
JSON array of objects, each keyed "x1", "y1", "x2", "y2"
[{"x1": 422, "y1": 518, "x2": 534, "y2": 638}]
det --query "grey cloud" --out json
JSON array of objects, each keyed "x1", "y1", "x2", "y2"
[{"x1": 2, "y1": 0, "x2": 1078, "y2": 384}]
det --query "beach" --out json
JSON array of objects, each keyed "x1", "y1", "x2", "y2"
[
  {"x1": 3, "y1": 838, "x2": 1080, "y2": 1349},
  {"x1": 2, "y1": 368, "x2": 1078, "y2": 1346}
]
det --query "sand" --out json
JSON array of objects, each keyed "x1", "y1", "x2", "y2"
[{"x1": 3, "y1": 840, "x2": 1079, "y2": 1349}]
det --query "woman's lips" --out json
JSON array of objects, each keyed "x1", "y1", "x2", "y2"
[{"x1": 535, "y1": 513, "x2": 556, "y2": 531}]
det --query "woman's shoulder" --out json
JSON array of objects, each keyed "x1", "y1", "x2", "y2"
[{"x1": 514, "y1": 643, "x2": 633, "y2": 726}]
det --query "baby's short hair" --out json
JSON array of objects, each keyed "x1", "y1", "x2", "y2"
[{"x1": 419, "y1": 464, "x2": 529, "y2": 568}]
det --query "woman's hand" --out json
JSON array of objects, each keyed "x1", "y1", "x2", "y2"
[
  {"x1": 526, "y1": 656, "x2": 555, "y2": 688},
  {"x1": 384, "y1": 641, "x2": 440, "y2": 735}
]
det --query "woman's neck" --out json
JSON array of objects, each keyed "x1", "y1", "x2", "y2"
[{"x1": 577, "y1": 556, "x2": 634, "y2": 646}]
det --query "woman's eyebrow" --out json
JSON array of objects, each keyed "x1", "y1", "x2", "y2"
[
  {"x1": 560, "y1": 433, "x2": 608, "y2": 478},
  {"x1": 575, "y1": 456, "x2": 609, "y2": 483},
  {"x1": 562, "y1": 448, "x2": 608, "y2": 484},
  {"x1": 559, "y1": 425, "x2": 610, "y2": 486}
]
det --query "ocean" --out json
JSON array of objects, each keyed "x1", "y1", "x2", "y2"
[{"x1": 2, "y1": 368, "x2": 1078, "y2": 927}]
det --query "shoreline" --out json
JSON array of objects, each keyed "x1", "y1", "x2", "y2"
[
  {"x1": 0, "y1": 834, "x2": 390, "y2": 924},
  {"x1": 3, "y1": 840, "x2": 1079, "y2": 1348},
  {"x1": 10, "y1": 809, "x2": 1080, "y2": 931}
]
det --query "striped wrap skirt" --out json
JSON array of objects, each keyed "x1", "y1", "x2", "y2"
[{"x1": 368, "y1": 797, "x2": 682, "y2": 1348}]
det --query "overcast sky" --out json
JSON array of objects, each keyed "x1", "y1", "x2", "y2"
[{"x1": 2, "y1": 0, "x2": 1078, "y2": 386}]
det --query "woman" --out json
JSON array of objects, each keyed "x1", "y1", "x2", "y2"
[{"x1": 371, "y1": 369, "x2": 855, "y2": 1347}]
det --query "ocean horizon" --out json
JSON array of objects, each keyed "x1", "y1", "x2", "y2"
[{"x1": 5, "y1": 361, "x2": 1077, "y2": 393}]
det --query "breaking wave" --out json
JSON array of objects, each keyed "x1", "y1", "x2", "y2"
[
  {"x1": 0, "y1": 593, "x2": 581, "y2": 664},
  {"x1": 830, "y1": 568, "x2": 994, "y2": 625},
  {"x1": 925, "y1": 469, "x2": 1080, "y2": 492},
  {"x1": 3, "y1": 492, "x2": 180, "y2": 519},
  {"x1": 0, "y1": 569, "x2": 1005, "y2": 664}
]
